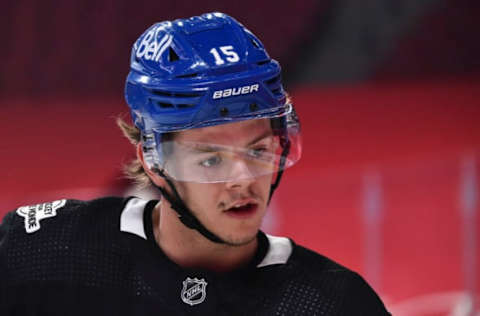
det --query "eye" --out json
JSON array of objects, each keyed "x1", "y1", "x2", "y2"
[
  {"x1": 199, "y1": 155, "x2": 222, "y2": 168},
  {"x1": 248, "y1": 146, "x2": 267, "y2": 158}
]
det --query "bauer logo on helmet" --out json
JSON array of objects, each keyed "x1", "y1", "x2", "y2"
[{"x1": 212, "y1": 84, "x2": 259, "y2": 99}]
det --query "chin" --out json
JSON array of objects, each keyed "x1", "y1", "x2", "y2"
[{"x1": 222, "y1": 231, "x2": 259, "y2": 247}]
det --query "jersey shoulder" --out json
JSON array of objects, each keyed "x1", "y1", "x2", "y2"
[
  {"x1": 283, "y1": 242, "x2": 391, "y2": 315},
  {"x1": 1, "y1": 196, "x2": 127, "y2": 240},
  {"x1": 0, "y1": 197, "x2": 132, "y2": 284}
]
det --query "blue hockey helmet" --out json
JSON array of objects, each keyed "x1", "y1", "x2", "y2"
[{"x1": 125, "y1": 12, "x2": 301, "y2": 183}]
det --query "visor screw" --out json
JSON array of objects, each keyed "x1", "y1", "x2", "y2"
[
  {"x1": 250, "y1": 103, "x2": 258, "y2": 111},
  {"x1": 220, "y1": 107, "x2": 229, "y2": 117}
]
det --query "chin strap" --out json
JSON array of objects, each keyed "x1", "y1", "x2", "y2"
[
  {"x1": 268, "y1": 133, "x2": 291, "y2": 203},
  {"x1": 152, "y1": 167, "x2": 225, "y2": 244}
]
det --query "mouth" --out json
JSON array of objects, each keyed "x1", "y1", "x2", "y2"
[{"x1": 224, "y1": 201, "x2": 259, "y2": 219}]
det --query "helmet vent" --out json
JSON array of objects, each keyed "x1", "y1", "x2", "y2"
[
  {"x1": 257, "y1": 60, "x2": 269, "y2": 66},
  {"x1": 177, "y1": 104, "x2": 194, "y2": 108},
  {"x1": 250, "y1": 38, "x2": 260, "y2": 48},
  {"x1": 176, "y1": 73, "x2": 198, "y2": 78},
  {"x1": 265, "y1": 74, "x2": 281, "y2": 85},
  {"x1": 264, "y1": 74, "x2": 283, "y2": 97},
  {"x1": 173, "y1": 91, "x2": 202, "y2": 98},
  {"x1": 157, "y1": 102, "x2": 174, "y2": 108},
  {"x1": 169, "y1": 47, "x2": 180, "y2": 62},
  {"x1": 154, "y1": 101, "x2": 194, "y2": 109},
  {"x1": 149, "y1": 89, "x2": 202, "y2": 97},
  {"x1": 271, "y1": 88, "x2": 282, "y2": 95},
  {"x1": 150, "y1": 90, "x2": 171, "y2": 97}
]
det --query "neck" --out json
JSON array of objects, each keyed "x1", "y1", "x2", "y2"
[{"x1": 152, "y1": 201, "x2": 258, "y2": 272}]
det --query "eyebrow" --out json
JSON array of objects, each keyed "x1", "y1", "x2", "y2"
[
  {"x1": 246, "y1": 130, "x2": 273, "y2": 147},
  {"x1": 187, "y1": 130, "x2": 274, "y2": 153},
  {"x1": 190, "y1": 144, "x2": 223, "y2": 153}
]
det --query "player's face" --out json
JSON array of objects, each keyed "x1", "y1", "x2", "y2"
[{"x1": 170, "y1": 118, "x2": 274, "y2": 246}]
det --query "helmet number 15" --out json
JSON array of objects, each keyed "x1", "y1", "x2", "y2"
[{"x1": 209, "y1": 46, "x2": 240, "y2": 65}]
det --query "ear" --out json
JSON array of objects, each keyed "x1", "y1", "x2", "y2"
[{"x1": 136, "y1": 143, "x2": 168, "y2": 188}]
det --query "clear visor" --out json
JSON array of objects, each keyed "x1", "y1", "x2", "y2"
[{"x1": 157, "y1": 128, "x2": 301, "y2": 183}]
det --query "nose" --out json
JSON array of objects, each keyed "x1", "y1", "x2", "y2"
[{"x1": 225, "y1": 158, "x2": 255, "y2": 189}]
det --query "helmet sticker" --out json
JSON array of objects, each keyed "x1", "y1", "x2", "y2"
[{"x1": 136, "y1": 25, "x2": 173, "y2": 63}]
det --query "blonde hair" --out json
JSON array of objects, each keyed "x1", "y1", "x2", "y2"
[{"x1": 117, "y1": 117, "x2": 152, "y2": 187}]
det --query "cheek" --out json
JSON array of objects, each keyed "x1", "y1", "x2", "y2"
[
  {"x1": 260, "y1": 175, "x2": 274, "y2": 195},
  {"x1": 181, "y1": 182, "x2": 223, "y2": 209}
]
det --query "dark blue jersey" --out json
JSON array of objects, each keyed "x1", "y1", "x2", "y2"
[{"x1": 0, "y1": 197, "x2": 390, "y2": 315}]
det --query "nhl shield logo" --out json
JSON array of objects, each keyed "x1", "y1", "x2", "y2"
[{"x1": 181, "y1": 277, "x2": 207, "y2": 306}]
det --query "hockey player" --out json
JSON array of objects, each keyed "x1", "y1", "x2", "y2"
[{"x1": 0, "y1": 13, "x2": 390, "y2": 315}]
